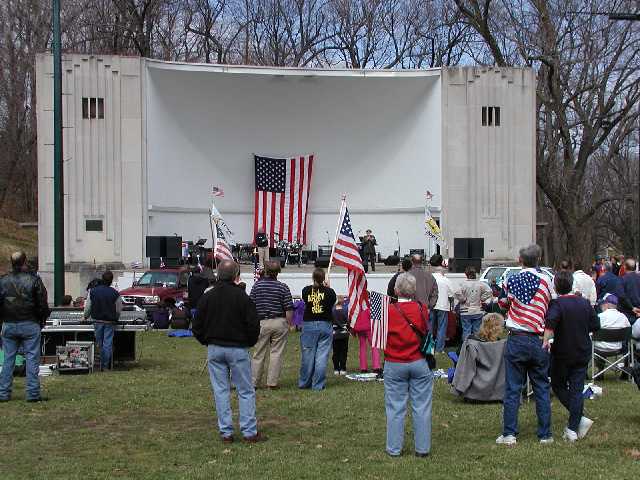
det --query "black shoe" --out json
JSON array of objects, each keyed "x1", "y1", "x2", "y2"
[
  {"x1": 26, "y1": 397, "x2": 48, "y2": 403},
  {"x1": 0, "y1": 398, "x2": 9, "y2": 403},
  {"x1": 415, "y1": 452, "x2": 429, "y2": 458},
  {"x1": 620, "y1": 372, "x2": 630, "y2": 381}
]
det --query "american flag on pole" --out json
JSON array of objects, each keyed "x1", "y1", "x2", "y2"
[
  {"x1": 499, "y1": 269, "x2": 551, "y2": 334},
  {"x1": 369, "y1": 291, "x2": 390, "y2": 349},
  {"x1": 213, "y1": 224, "x2": 233, "y2": 261},
  {"x1": 254, "y1": 155, "x2": 314, "y2": 244},
  {"x1": 330, "y1": 205, "x2": 368, "y2": 327},
  {"x1": 212, "y1": 186, "x2": 225, "y2": 197}
]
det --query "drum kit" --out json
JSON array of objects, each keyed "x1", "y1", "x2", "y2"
[{"x1": 275, "y1": 239, "x2": 304, "y2": 267}]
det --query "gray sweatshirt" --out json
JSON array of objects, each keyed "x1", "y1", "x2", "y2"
[{"x1": 452, "y1": 338, "x2": 506, "y2": 402}]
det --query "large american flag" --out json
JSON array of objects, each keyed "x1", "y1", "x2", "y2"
[
  {"x1": 254, "y1": 155, "x2": 314, "y2": 244},
  {"x1": 213, "y1": 224, "x2": 233, "y2": 261},
  {"x1": 330, "y1": 206, "x2": 368, "y2": 327},
  {"x1": 499, "y1": 269, "x2": 551, "y2": 334},
  {"x1": 370, "y1": 291, "x2": 389, "y2": 349}
]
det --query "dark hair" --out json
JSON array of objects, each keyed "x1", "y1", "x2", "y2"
[
  {"x1": 264, "y1": 260, "x2": 281, "y2": 279},
  {"x1": 10, "y1": 252, "x2": 26, "y2": 272},
  {"x1": 87, "y1": 278, "x2": 101, "y2": 291},
  {"x1": 62, "y1": 295, "x2": 73, "y2": 306},
  {"x1": 217, "y1": 260, "x2": 240, "y2": 282},
  {"x1": 164, "y1": 297, "x2": 176, "y2": 307},
  {"x1": 519, "y1": 244, "x2": 541, "y2": 268},
  {"x1": 312, "y1": 268, "x2": 325, "y2": 286},
  {"x1": 102, "y1": 270, "x2": 114, "y2": 286},
  {"x1": 401, "y1": 258, "x2": 412, "y2": 272},
  {"x1": 465, "y1": 266, "x2": 477, "y2": 279},
  {"x1": 554, "y1": 270, "x2": 573, "y2": 295},
  {"x1": 559, "y1": 260, "x2": 572, "y2": 271},
  {"x1": 429, "y1": 254, "x2": 443, "y2": 267}
]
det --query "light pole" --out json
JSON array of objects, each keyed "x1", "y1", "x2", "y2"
[
  {"x1": 53, "y1": 0, "x2": 65, "y2": 304},
  {"x1": 608, "y1": 12, "x2": 640, "y2": 263}
]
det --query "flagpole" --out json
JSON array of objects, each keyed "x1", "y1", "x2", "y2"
[
  {"x1": 327, "y1": 194, "x2": 347, "y2": 282},
  {"x1": 425, "y1": 191, "x2": 432, "y2": 259},
  {"x1": 210, "y1": 201, "x2": 218, "y2": 271}
]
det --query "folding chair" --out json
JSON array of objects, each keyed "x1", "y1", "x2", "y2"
[{"x1": 591, "y1": 327, "x2": 634, "y2": 381}]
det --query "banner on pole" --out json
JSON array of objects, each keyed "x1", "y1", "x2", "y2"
[{"x1": 425, "y1": 214, "x2": 445, "y2": 247}]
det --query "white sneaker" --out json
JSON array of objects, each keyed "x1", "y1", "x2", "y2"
[
  {"x1": 496, "y1": 435, "x2": 517, "y2": 445},
  {"x1": 577, "y1": 416, "x2": 593, "y2": 439},
  {"x1": 339, "y1": 370, "x2": 347, "y2": 376},
  {"x1": 539, "y1": 437, "x2": 554, "y2": 444},
  {"x1": 333, "y1": 370, "x2": 340, "y2": 376},
  {"x1": 562, "y1": 428, "x2": 578, "y2": 443}
]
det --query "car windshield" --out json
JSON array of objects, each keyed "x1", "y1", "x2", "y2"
[
  {"x1": 137, "y1": 272, "x2": 178, "y2": 287},
  {"x1": 484, "y1": 267, "x2": 507, "y2": 284}
]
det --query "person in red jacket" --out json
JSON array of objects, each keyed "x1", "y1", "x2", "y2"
[{"x1": 383, "y1": 273, "x2": 433, "y2": 458}]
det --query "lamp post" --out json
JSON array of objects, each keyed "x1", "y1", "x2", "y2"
[
  {"x1": 53, "y1": 0, "x2": 65, "y2": 304},
  {"x1": 608, "y1": 12, "x2": 640, "y2": 263}
]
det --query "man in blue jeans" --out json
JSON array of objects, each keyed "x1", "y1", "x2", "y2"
[
  {"x1": 84, "y1": 271, "x2": 122, "y2": 370},
  {"x1": 0, "y1": 252, "x2": 50, "y2": 402},
  {"x1": 496, "y1": 244, "x2": 553, "y2": 445},
  {"x1": 192, "y1": 260, "x2": 265, "y2": 443}
]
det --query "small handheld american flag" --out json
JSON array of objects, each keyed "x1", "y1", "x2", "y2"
[
  {"x1": 369, "y1": 291, "x2": 390, "y2": 349},
  {"x1": 213, "y1": 224, "x2": 233, "y2": 261}
]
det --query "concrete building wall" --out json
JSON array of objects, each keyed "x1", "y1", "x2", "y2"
[
  {"x1": 441, "y1": 67, "x2": 536, "y2": 261},
  {"x1": 36, "y1": 53, "x2": 145, "y2": 294}
]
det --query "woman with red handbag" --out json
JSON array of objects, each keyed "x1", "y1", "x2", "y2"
[{"x1": 384, "y1": 272, "x2": 434, "y2": 458}]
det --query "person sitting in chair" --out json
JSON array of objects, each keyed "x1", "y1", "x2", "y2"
[{"x1": 451, "y1": 313, "x2": 507, "y2": 402}]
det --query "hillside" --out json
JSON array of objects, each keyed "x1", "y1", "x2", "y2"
[{"x1": 0, "y1": 218, "x2": 38, "y2": 272}]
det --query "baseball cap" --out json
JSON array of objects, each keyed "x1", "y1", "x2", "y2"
[{"x1": 598, "y1": 293, "x2": 618, "y2": 306}]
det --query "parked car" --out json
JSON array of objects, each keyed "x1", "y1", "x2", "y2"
[
  {"x1": 480, "y1": 266, "x2": 555, "y2": 290},
  {"x1": 119, "y1": 268, "x2": 190, "y2": 313}
]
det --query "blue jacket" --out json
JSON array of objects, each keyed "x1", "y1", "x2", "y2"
[
  {"x1": 89, "y1": 285, "x2": 121, "y2": 322},
  {"x1": 596, "y1": 272, "x2": 625, "y2": 302},
  {"x1": 621, "y1": 272, "x2": 640, "y2": 313}
]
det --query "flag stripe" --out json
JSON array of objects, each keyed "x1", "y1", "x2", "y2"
[
  {"x1": 297, "y1": 158, "x2": 304, "y2": 242},
  {"x1": 288, "y1": 158, "x2": 295, "y2": 241}
]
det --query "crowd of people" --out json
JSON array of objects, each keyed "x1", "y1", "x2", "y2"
[{"x1": 2, "y1": 245, "x2": 640, "y2": 457}]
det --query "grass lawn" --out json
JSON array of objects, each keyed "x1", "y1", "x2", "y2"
[
  {"x1": 0, "y1": 218, "x2": 37, "y2": 274},
  {"x1": 1, "y1": 331, "x2": 639, "y2": 479}
]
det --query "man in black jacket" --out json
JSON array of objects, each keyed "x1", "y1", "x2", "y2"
[
  {"x1": 84, "y1": 270, "x2": 122, "y2": 371},
  {"x1": 193, "y1": 260, "x2": 265, "y2": 443},
  {"x1": 0, "y1": 252, "x2": 50, "y2": 402}
]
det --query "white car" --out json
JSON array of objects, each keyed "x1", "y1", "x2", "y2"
[{"x1": 480, "y1": 266, "x2": 555, "y2": 289}]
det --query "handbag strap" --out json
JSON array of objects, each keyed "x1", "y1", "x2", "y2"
[{"x1": 392, "y1": 302, "x2": 427, "y2": 339}]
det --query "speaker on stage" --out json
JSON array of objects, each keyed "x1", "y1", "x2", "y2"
[
  {"x1": 165, "y1": 236, "x2": 182, "y2": 258},
  {"x1": 469, "y1": 238, "x2": 484, "y2": 259},
  {"x1": 384, "y1": 255, "x2": 400, "y2": 266},
  {"x1": 164, "y1": 257, "x2": 180, "y2": 267},
  {"x1": 146, "y1": 236, "x2": 166, "y2": 258},
  {"x1": 449, "y1": 258, "x2": 482, "y2": 274},
  {"x1": 409, "y1": 249, "x2": 425, "y2": 257},
  {"x1": 315, "y1": 257, "x2": 331, "y2": 268},
  {"x1": 149, "y1": 257, "x2": 162, "y2": 269},
  {"x1": 454, "y1": 238, "x2": 484, "y2": 259}
]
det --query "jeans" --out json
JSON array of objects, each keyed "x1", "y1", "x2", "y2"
[
  {"x1": 461, "y1": 313, "x2": 484, "y2": 341},
  {"x1": 0, "y1": 321, "x2": 41, "y2": 400},
  {"x1": 298, "y1": 321, "x2": 333, "y2": 390},
  {"x1": 550, "y1": 360, "x2": 587, "y2": 432},
  {"x1": 384, "y1": 359, "x2": 433, "y2": 456},
  {"x1": 207, "y1": 345, "x2": 257, "y2": 438},
  {"x1": 332, "y1": 337, "x2": 349, "y2": 371},
  {"x1": 94, "y1": 322, "x2": 115, "y2": 370},
  {"x1": 503, "y1": 334, "x2": 552, "y2": 439},
  {"x1": 431, "y1": 310, "x2": 449, "y2": 352}
]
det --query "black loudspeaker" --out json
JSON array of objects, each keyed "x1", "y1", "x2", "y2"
[
  {"x1": 315, "y1": 257, "x2": 331, "y2": 268},
  {"x1": 454, "y1": 238, "x2": 470, "y2": 258},
  {"x1": 449, "y1": 258, "x2": 482, "y2": 274},
  {"x1": 164, "y1": 257, "x2": 180, "y2": 267},
  {"x1": 384, "y1": 255, "x2": 400, "y2": 266},
  {"x1": 469, "y1": 238, "x2": 484, "y2": 259},
  {"x1": 317, "y1": 245, "x2": 332, "y2": 257},
  {"x1": 306, "y1": 250, "x2": 317, "y2": 262},
  {"x1": 409, "y1": 249, "x2": 425, "y2": 257},
  {"x1": 146, "y1": 236, "x2": 166, "y2": 258},
  {"x1": 149, "y1": 257, "x2": 162, "y2": 269},
  {"x1": 165, "y1": 236, "x2": 182, "y2": 258},
  {"x1": 454, "y1": 238, "x2": 485, "y2": 259}
]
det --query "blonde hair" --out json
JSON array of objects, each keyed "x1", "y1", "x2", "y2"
[{"x1": 477, "y1": 313, "x2": 505, "y2": 342}]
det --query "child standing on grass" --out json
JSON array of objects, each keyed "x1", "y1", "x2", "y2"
[
  {"x1": 543, "y1": 270, "x2": 600, "y2": 442},
  {"x1": 332, "y1": 296, "x2": 349, "y2": 375}
]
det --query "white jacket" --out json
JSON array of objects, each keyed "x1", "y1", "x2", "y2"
[{"x1": 432, "y1": 271, "x2": 454, "y2": 311}]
